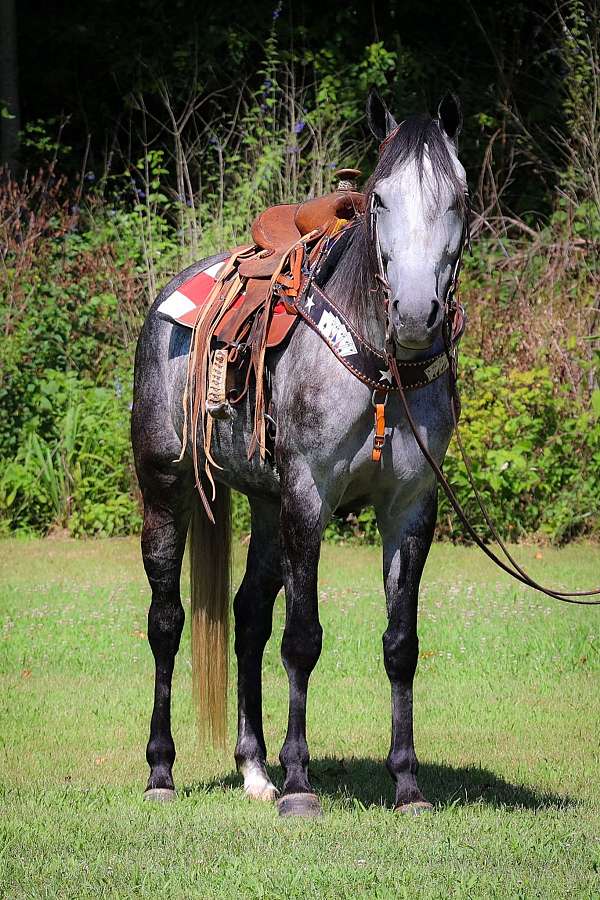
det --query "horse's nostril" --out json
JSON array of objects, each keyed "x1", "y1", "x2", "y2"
[
  {"x1": 426, "y1": 300, "x2": 440, "y2": 330},
  {"x1": 391, "y1": 299, "x2": 403, "y2": 320},
  {"x1": 392, "y1": 300, "x2": 440, "y2": 331}
]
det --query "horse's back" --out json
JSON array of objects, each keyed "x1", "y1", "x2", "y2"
[{"x1": 132, "y1": 254, "x2": 228, "y2": 475}]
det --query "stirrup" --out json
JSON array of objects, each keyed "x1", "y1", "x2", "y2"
[{"x1": 206, "y1": 348, "x2": 232, "y2": 420}]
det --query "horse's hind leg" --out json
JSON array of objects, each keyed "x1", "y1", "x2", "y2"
[
  {"x1": 234, "y1": 499, "x2": 281, "y2": 801},
  {"x1": 376, "y1": 488, "x2": 437, "y2": 814},
  {"x1": 139, "y1": 464, "x2": 193, "y2": 800}
]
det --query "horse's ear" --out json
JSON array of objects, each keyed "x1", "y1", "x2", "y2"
[
  {"x1": 437, "y1": 92, "x2": 462, "y2": 141},
  {"x1": 367, "y1": 88, "x2": 398, "y2": 142}
]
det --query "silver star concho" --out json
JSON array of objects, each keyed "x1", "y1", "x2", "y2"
[
  {"x1": 304, "y1": 293, "x2": 315, "y2": 313},
  {"x1": 378, "y1": 368, "x2": 393, "y2": 384}
]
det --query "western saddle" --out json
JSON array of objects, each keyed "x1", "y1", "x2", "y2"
[
  {"x1": 250, "y1": 185, "x2": 364, "y2": 256},
  {"x1": 179, "y1": 170, "x2": 365, "y2": 519}
]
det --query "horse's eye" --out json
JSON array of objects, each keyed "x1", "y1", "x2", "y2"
[{"x1": 372, "y1": 192, "x2": 388, "y2": 210}]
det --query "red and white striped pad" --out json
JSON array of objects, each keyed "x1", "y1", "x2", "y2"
[
  {"x1": 157, "y1": 259, "x2": 290, "y2": 330},
  {"x1": 157, "y1": 260, "x2": 228, "y2": 328}
]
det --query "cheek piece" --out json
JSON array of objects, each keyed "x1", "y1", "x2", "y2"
[{"x1": 368, "y1": 191, "x2": 392, "y2": 335}]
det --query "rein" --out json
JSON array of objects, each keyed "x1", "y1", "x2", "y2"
[
  {"x1": 372, "y1": 236, "x2": 600, "y2": 606},
  {"x1": 388, "y1": 354, "x2": 600, "y2": 605},
  {"x1": 367, "y1": 176, "x2": 600, "y2": 605}
]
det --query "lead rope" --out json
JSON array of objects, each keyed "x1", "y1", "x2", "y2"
[
  {"x1": 369, "y1": 176, "x2": 599, "y2": 605},
  {"x1": 386, "y1": 352, "x2": 600, "y2": 606}
]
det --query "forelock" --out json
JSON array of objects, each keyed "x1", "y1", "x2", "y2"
[{"x1": 367, "y1": 113, "x2": 468, "y2": 216}]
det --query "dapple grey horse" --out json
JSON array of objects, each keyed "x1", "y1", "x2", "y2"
[{"x1": 131, "y1": 90, "x2": 468, "y2": 816}]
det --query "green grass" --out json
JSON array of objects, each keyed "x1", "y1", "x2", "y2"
[{"x1": 1, "y1": 536, "x2": 599, "y2": 898}]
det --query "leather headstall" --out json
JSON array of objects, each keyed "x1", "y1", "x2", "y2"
[{"x1": 290, "y1": 219, "x2": 466, "y2": 462}]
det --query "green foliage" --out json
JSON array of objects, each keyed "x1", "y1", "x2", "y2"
[
  {"x1": 1, "y1": 165, "x2": 598, "y2": 543},
  {"x1": 197, "y1": 34, "x2": 400, "y2": 249},
  {"x1": 1, "y1": 27, "x2": 598, "y2": 544},
  {"x1": 0, "y1": 371, "x2": 141, "y2": 537},
  {"x1": 0, "y1": 263, "x2": 126, "y2": 460},
  {"x1": 20, "y1": 117, "x2": 73, "y2": 162},
  {"x1": 441, "y1": 357, "x2": 600, "y2": 543},
  {"x1": 231, "y1": 491, "x2": 251, "y2": 537},
  {"x1": 308, "y1": 42, "x2": 397, "y2": 125},
  {"x1": 558, "y1": 0, "x2": 600, "y2": 209}
]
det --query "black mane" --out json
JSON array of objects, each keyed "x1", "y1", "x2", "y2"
[{"x1": 325, "y1": 113, "x2": 467, "y2": 335}]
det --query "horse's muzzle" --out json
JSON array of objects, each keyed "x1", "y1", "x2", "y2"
[
  {"x1": 386, "y1": 319, "x2": 442, "y2": 359},
  {"x1": 387, "y1": 297, "x2": 444, "y2": 356}
]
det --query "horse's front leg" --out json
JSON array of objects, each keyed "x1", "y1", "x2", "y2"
[
  {"x1": 376, "y1": 488, "x2": 437, "y2": 814},
  {"x1": 277, "y1": 463, "x2": 324, "y2": 818}
]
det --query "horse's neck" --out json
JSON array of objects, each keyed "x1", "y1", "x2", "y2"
[{"x1": 323, "y1": 230, "x2": 387, "y2": 350}]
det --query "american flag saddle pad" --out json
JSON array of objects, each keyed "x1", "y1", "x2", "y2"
[{"x1": 156, "y1": 257, "x2": 298, "y2": 348}]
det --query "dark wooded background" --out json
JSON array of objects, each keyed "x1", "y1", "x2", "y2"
[{"x1": 0, "y1": 0, "x2": 575, "y2": 213}]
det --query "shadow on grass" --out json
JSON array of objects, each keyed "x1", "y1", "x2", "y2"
[{"x1": 187, "y1": 757, "x2": 576, "y2": 811}]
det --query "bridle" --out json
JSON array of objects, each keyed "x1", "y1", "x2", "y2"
[{"x1": 369, "y1": 131, "x2": 600, "y2": 606}]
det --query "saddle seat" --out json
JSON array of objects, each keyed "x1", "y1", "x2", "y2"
[
  {"x1": 251, "y1": 190, "x2": 365, "y2": 254},
  {"x1": 237, "y1": 190, "x2": 365, "y2": 279}
]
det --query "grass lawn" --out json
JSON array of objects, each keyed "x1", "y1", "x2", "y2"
[{"x1": 1, "y1": 535, "x2": 599, "y2": 898}]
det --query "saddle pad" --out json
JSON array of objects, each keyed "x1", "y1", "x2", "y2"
[{"x1": 156, "y1": 258, "x2": 297, "y2": 348}]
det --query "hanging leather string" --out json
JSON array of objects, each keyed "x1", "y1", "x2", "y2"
[{"x1": 387, "y1": 352, "x2": 600, "y2": 606}]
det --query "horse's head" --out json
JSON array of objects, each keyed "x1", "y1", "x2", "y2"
[{"x1": 366, "y1": 90, "x2": 468, "y2": 358}]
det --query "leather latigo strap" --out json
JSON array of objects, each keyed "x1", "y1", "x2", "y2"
[{"x1": 295, "y1": 282, "x2": 464, "y2": 392}]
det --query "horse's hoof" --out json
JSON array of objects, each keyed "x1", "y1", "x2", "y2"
[
  {"x1": 395, "y1": 800, "x2": 434, "y2": 816},
  {"x1": 144, "y1": 787, "x2": 176, "y2": 803},
  {"x1": 239, "y1": 761, "x2": 279, "y2": 802},
  {"x1": 277, "y1": 792, "x2": 322, "y2": 818},
  {"x1": 245, "y1": 783, "x2": 279, "y2": 802}
]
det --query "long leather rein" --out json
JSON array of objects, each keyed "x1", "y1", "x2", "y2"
[{"x1": 368, "y1": 188, "x2": 600, "y2": 606}]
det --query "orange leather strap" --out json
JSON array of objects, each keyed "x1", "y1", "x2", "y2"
[
  {"x1": 276, "y1": 245, "x2": 304, "y2": 297},
  {"x1": 372, "y1": 401, "x2": 386, "y2": 462}
]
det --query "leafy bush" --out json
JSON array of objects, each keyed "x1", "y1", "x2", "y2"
[
  {"x1": 0, "y1": 370, "x2": 140, "y2": 537},
  {"x1": 0, "y1": 31, "x2": 597, "y2": 544},
  {"x1": 1, "y1": 171, "x2": 598, "y2": 543},
  {"x1": 440, "y1": 357, "x2": 600, "y2": 543}
]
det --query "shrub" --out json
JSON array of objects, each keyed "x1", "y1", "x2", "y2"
[
  {"x1": 0, "y1": 68, "x2": 598, "y2": 544},
  {"x1": 0, "y1": 370, "x2": 140, "y2": 537},
  {"x1": 439, "y1": 357, "x2": 600, "y2": 543}
]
